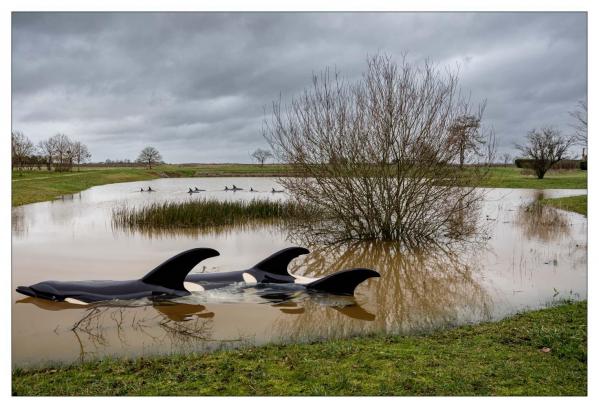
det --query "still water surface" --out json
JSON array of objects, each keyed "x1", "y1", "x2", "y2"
[{"x1": 12, "y1": 177, "x2": 587, "y2": 367}]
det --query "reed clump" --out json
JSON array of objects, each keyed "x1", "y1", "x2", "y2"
[{"x1": 112, "y1": 198, "x2": 315, "y2": 230}]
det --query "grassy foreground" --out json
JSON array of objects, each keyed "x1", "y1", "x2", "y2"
[
  {"x1": 12, "y1": 165, "x2": 587, "y2": 207},
  {"x1": 540, "y1": 195, "x2": 587, "y2": 216},
  {"x1": 12, "y1": 301, "x2": 586, "y2": 396}
]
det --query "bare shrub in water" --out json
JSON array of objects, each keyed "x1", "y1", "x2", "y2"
[{"x1": 264, "y1": 54, "x2": 494, "y2": 245}]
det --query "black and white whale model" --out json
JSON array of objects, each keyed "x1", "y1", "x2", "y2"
[
  {"x1": 16, "y1": 247, "x2": 379, "y2": 304},
  {"x1": 16, "y1": 248, "x2": 220, "y2": 305},
  {"x1": 184, "y1": 247, "x2": 379, "y2": 296}
]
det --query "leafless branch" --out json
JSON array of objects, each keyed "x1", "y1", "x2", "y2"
[{"x1": 264, "y1": 54, "x2": 494, "y2": 246}]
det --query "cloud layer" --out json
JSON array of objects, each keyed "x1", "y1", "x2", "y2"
[{"x1": 12, "y1": 12, "x2": 587, "y2": 163}]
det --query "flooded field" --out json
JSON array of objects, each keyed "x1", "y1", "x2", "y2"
[{"x1": 12, "y1": 177, "x2": 587, "y2": 367}]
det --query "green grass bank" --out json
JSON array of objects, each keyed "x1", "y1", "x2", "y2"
[
  {"x1": 478, "y1": 167, "x2": 587, "y2": 189},
  {"x1": 12, "y1": 165, "x2": 587, "y2": 207},
  {"x1": 12, "y1": 301, "x2": 586, "y2": 396},
  {"x1": 11, "y1": 164, "x2": 294, "y2": 206},
  {"x1": 540, "y1": 195, "x2": 587, "y2": 216}
]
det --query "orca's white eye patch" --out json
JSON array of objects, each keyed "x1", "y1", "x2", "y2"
[
  {"x1": 65, "y1": 297, "x2": 88, "y2": 305},
  {"x1": 242, "y1": 273, "x2": 257, "y2": 284},
  {"x1": 184, "y1": 282, "x2": 205, "y2": 292},
  {"x1": 293, "y1": 275, "x2": 318, "y2": 284}
]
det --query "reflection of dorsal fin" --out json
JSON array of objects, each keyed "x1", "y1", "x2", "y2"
[
  {"x1": 142, "y1": 248, "x2": 220, "y2": 291},
  {"x1": 306, "y1": 268, "x2": 380, "y2": 295},
  {"x1": 253, "y1": 247, "x2": 309, "y2": 276}
]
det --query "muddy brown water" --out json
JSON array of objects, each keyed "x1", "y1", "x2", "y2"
[{"x1": 12, "y1": 178, "x2": 587, "y2": 367}]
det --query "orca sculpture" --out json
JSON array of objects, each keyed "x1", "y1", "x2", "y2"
[
  {"x1": 16, "y1": 247, "x2": 379, "y2": 304},
  {"x1": 15, "y1": 248, "x2": 220, "y2": 304},
  {"x1": 184, "y1": 247, "x2": 380, "y2": 296}
]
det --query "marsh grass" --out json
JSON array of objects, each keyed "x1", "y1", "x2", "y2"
[{"x1": 112, "y1": 198, "x2": 315, "y2": 231}]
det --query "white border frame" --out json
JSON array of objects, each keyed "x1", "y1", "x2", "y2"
[{"x1": 2, "y1": 2, "x2": 594, "y2": 407}]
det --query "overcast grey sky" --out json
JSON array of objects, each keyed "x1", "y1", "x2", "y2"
[{"x1": 12, "y1": 12, "x2": 587, "y2": 163}]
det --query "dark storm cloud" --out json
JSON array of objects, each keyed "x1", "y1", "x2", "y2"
[{"x1": 12, "y1": 12, "x2": 587, "y2": 163}]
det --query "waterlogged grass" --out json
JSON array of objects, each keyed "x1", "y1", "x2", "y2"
[
  {"x1": 112, "y1": 198, "x2": 310, "y2": 230},
  {"x1": 12, "y1": 301, "x2": 586, "y2": 396},
  {"x1": 540, "y1": 195, "x2": 587, "y2": 216}
]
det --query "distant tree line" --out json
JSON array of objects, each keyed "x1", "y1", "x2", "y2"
[
  {"x1": 514, "y1": 158, "x2": 582, "y2": 171},
  {"x1": 104, "y1": 158, "x2": 134, "y2": 165},
  {"x1": 11, "y1": 131, "x2": 91, "y2": 172}
]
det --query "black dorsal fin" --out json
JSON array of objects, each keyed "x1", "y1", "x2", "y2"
[
  {"x1": 142, "y1": 248, "x2": 219, "y2": 291},
  {"x1": 252, "y1": 247, "x2": 310, "y2": 276},
  {"x1": 306, "y1": 268, "x2": 380, "y2": 295}
]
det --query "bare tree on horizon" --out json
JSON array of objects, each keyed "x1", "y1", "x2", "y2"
[
  {"x1": 516, "y1": 127, "x2": 574, "y2": 179},
  {"x1": 72, "y1": 141, "x2": 92, "y2": 171},
  {"x1": 501, "y1": 152, "x2": 512, "y2": 167},
  {"x1": 51, "y1": 133, "x2": 75, "y2": 172},
  {"x1": 137, "y1": 146, "x2": 162, "y2": 169},
  {"x1": 11, "y1": 131, "x2": 34, "y2": 172},
  {"x1": 37, "y1": 138, "x2": 56, "y2": 171},
  {"x1": 448, "y1": 102, "x2": 487, "y2": 169},
  {"x1": 251, "y1": 148, "x2": 273, "y2": 166}
]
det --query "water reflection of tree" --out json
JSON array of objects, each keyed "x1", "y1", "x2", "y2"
[
  {"x1": 18, "y1": 298, "x2": 245, "y2": 363},
  {"x1": 516, "y1": 197, "x2": 570, "y2": 242},
  {"x1": 68, "y1": 304, "x2": 224, "y2": 362},
  {"x1": 11, "y1": 207, "x2": 27, "y2": 239},
  {"x1": 278, "y1": 241, "x2": 493, "y2": 341}
]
